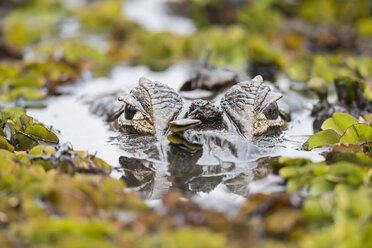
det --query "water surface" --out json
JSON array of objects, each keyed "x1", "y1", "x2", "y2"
[{"x1": 28, "y1": 0, "x2": 325, "y2": 214}]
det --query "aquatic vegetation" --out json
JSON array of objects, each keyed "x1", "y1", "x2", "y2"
[
  {"x1": 296, "y1": 0, "x2": 370, "y2": 25},
  {"x1": 0, "y1": 0, "x2": 371, "y2": 100},
  {"x1": 356, "y1": 18, "x2": 372, "y2": 37},
  {"x1": 133, "y1": 32, "x2": 191, "y2": 71},
  {"x1": 0, "y1": 107, "x2": 58, "y2": 150},
  {"x1": 267, "y1": 140, "x2": 372, "y2": 247},
  {"x1": 304, "y1": 112, "x2": 372, "y2": 150},
  {"x1": 0, "y1": 107, "x2": 111, "y2": 174},
  {"x1": 0, "y1": 149, "x2": 143, "y2": 247},
  {"x1": 75, "y1": 0, "x2": 132, "y2": 32},
  {"x1": 2, "y1": 0, "x2": 66, "y2": 50},
  {"x1": 237, "y1": 0, "x2": 284, "y2": 33},
  {"x1": 2, "y1": 109, "x2": 367, "y2": 247},
  {"x1": 0, "y1": 0, "x2": 371, "y2": 247}
]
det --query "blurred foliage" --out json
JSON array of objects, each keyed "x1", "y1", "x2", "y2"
[
  {"x1": 75, "y1": 0, "x2": 127, "y2": 32},
  {"x1": 191, "y1": 25, "x2": 248, "y2": 67},
  {"x1": 2, "y1": 0, "x2": 65, "y2": 50},
  {"x1": 267, "y1": 136, "x2": 372, "y2": 247},
  {"x1": 134, "y1": 32, "x2": 191, "y2": 71},
  {"x1": 0, "y1": 108, "x2": 369, "y2": 247},
  {"x1": 0, "y1": 0, "x2": 372, "y2": 247},
  {"x1": 168, "y1": 0, "x2": 372, "y2": 84},
  {"x1": 0, "y1": 110, "x2": 370, "y2": 247},
  {"x1": 0, "y1": 0, "x2": 371, "y2": 102},
  {"x1": 296, "y1": 0, "x2": 370, "y2": 25},
  {"x1": 237, "y1": 0, "x2": 284, "y2": 33}
]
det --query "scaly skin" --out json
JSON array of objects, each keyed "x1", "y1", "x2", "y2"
[
  {"x1": 117, "y1": 77, "x2": 183, "y2": 136},
  {"x1": 116, "y1": 76, "x2": 285, "y2": 139},
  {"x1": 221, "y1": 75, "x2": 284, "y2": 138}
]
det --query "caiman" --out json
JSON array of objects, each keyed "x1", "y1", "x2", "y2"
[{"x1": 90, "y1": 75, "x2": 289, "y2": 198}]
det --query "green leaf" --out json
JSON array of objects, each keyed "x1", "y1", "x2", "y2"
[
  {"x1": 339, "y1": 124, "x2": 372, "y2": 143},
  {"x1": 302, "y1": 163, "x2": 329, "y2": 177},
  {"x1": 29, "y1": 145, "x2": 47, "y2": 155},
  {"x1": 13, "y1": 132, "x2": 38, "y2": 150},
  {"x1": 6, "y1": 120, "x2": 23, "y2": 136},
  {"x1": 285, "y1": 59, "x2": 309, "y2": 82},
  {"x1": 321, "y1": 112, "x2": 358, "y2": 134},
  {"x1": 356, "y1": 18, "x2": 372, "y2": 38},
  {"x1": 308, "y1": 77, "x2": 328, "y2": 97},
  {"x1": 286, "y1": 177, "x2": 306, "y2": 193},
  {"x1": 0, "y1": 136, "x2": 15, "y2": 152},
  {"x1": 20, "y1": 114, "x2": 34, "y2": 129},
  {"x1": 24, "y1": 124, "x2": 59, "y2": 144},
  {"x1": 278, "y1": 157, "x2": 312, "y2": 167},
  {"x1": 11, "y1": 73, "x2": 45, "y2": 88},
  {"x1": 309, "y1": 179, "x2": 334, "y2": 196},
  {"x1": 332, "y1": 112, "x2": 358, "y2": 132},
  {"x1": 29, "y1": 145, "x2": 56, "y2": 156},
  {"x1": 311, "y1": 55, "x2": 338, "y2": 83},
  {"x1": 1, "y1": 107, "x2": 26, "y2": 121},
  {"x1": 327, "y1": 162, "x2": 365, "y2": 185},
  {"x1": 279, "y1": 166, "x2": 299, "y2": 178},
  {"x1": 12, "y1": 87, "x2": 46, "y2": 101},
  {"x1": 303, "y1": 198, "x2": 327, "y2": 220},
  {"x1": 321, "y1": 118, "x2": 343, "y2": 134},
  {"x1": 31, "y1": 158, "x2": 54, "y2": 171},
  {"x1": 3, "y1": 8, "x2": 61, "y2": 49},
  {"x1": 304, "y1": 129, "x2": 340, "y2": 150}
]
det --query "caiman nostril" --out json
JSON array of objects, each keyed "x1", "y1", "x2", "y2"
[{"x1": 186, "y1": 100, "x2": 222, "y2": 124}]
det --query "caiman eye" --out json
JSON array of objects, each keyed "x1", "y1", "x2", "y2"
[
  {"x1": 263, "y1": 102, "x2": 279, "y2": 120},
  {"x1": 125, "y1": 104, "x2": 137, "y2": 120}
]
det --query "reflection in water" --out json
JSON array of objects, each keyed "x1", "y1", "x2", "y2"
[
  {"x1": 167, "y1": 144, "x2": 204, "y2": 192},
  {"x1": 118, "y1": 125, "x2": 280, "y2": 199},
  {"x1": 112, "y1": 75, "x2": 312, "y2": 199}
]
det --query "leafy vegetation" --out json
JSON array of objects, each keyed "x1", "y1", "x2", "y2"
[
  {"x1": 304, "y1": 112, "x2": 372, "y2": 150},
  {"x1": 0, "y1": 0, "x2": 371, "y2": 247},
  {"x1": 0, "y1": 0, "x2": 371, "y2": 103}
]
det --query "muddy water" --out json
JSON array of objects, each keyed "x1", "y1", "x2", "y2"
[{"x1": 28, "y1": 0, "x2": 325, "y2": 214}]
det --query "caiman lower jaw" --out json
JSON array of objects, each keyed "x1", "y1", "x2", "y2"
[
  {"x1": 117, "y1": 111, "x2": 155, "y2": 135},
  {"x1": 118, "y1": 119, "x2": 155, "y2": 135}
]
